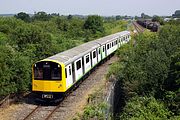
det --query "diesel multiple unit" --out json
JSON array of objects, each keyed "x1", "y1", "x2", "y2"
[{"x1": 32, "y1": 31, "x2": 131, "y2": 101}]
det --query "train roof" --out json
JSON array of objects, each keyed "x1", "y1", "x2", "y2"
[
  {"x1": 43, "y1": 31, "x2": 130, "y2": 65},
  {"x1": 44, "y1": 41, "x2": 99, "y2": 65},
  {"x1": 94, "y1": 31, "x2": 130, "y2": 44}
]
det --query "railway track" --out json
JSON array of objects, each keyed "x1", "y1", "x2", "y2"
[
  {"x1": 132, "y1": 21, "x2": 145, "y2": 33},
  {"x1": 23, "y1": 103, "x2": 62, "y2": 120}
]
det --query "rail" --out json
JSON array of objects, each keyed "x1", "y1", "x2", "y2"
[
  {"x1": 23, "y1": 105, "x2": 40, "y2": 120},
  {"x1": 132, "y1": 21, "x2": 145, "y2": 33}
]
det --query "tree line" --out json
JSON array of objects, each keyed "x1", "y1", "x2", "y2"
[{"x1": 0, "y1": 12, "x2": 127, "y2": 97}]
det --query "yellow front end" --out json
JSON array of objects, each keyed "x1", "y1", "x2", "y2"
[
  {"x1": 32, "y1": 60, "x2": 67, "y2": 93},
  {"x1": 32, "y1": 80, "x2": 66, "y2": 92}
]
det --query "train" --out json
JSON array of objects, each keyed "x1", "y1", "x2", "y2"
[
  {"x1": 32, "y1": 31, "x2": 131, "y2": 102},
  {"x1": 137, "y1": 19, "x2": 159, "y2": 32}
]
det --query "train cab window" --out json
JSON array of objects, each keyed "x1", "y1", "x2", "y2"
[
  {"x1": 69, "y1": 66, "x2": 71, "y2": 75},
  {"x1": 34, "y1": 62, "x2": 61, "y2": 80},
  {"x1": 93, "y1": 51, "x2": 96, "y2": 58},
  {"x1": 34, "y1": 67, "x2": 43, "y2": 79},
  {"x1": 86, "y1": 55, "x2": 90, "y2": 63},
  {"x1": 76, "y1": 60, "x2": 81, "y2": 70},
  {"x1": 107, "y1": 44, "x2": 109, "y2": 49},
  {"x1": 51, "y1": 67, "x2": 61, "y2": 79}
]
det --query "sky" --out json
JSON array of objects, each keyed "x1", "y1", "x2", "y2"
[{"x1": 0, "y1": 0, "x2": 179, "y2": 16}]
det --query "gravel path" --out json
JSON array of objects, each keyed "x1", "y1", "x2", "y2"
[{"x1": 0, "y1": 56, "x2": 118, "y2": 120}]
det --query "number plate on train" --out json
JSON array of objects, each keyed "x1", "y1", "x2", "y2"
[{"x1": 42, "y1": 94, "x2": 53, "y2": 99}]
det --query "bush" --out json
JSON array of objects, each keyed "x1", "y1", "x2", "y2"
[{"x1": 120, "y1": 96, "x2": 171, "y2": 120}]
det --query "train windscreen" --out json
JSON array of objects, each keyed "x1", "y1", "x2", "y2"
[{"x1": 34, "y1": 61, "x2": 62, "y2": 80}]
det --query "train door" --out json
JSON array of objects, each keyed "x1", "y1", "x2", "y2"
[
  {"x1": 97, "y1": 47, "x2": 101, "y2": 62},
  {"x1": 118, "y1": 37, "x2": 121, "y2": 48},
  {"x1": 116, "y1": 39, "x2": 118, "y2": 49},
  {"x1": 114, "y1": 40, "x2": 118, "y2": 51},
  {"x1": 121, "y1": 37, "x2": 124, "y2": 45},
  {"x1": 125, "y1": 36, "x2": 128, "y2": 43},
  {"x1": 101, "y1": 45, "x2": 106, "y2": 59},
  {"x1": 74, "y1": 58, "x2": 83, "y2": 81},
  {"x1": 106, "y1": 43, "x2": 110, "y2": 56},
  {"x1": 84, "y1": 53, "x2": 91, "y2": 73},
  {"x1": 109, "y1": 42, "x2": 112, "y2": 54},
  {"x1": 123, "y1": 36, "x2": 126, "y2": 44},
  {"x1": 65, "y1": 64, "x2": 73, "y2": 89},
  {"x1": 92, "y1": 49, "x2": 97, "y2": 66}
]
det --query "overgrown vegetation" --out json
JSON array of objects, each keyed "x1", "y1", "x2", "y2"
[
  {"x1": 74, "y1": 86, "x2": 108, "y2": 120},
  {"x1": 107, "y1": 20, "x2": 180, "y2": 119},
  {"x1": 0, "y1": 12, "x2": 127, "y2": 97}
]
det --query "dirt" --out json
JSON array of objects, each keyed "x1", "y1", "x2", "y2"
[{"x1": 0, "y1": 56, "x2": 118, "y2": 120}]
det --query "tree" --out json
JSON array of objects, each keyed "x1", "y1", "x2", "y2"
[
  {"x1": 67, "y1": 14, "x2": 73, "y2": 20},
  {"x1": 152, "y1": 15, "x2": 164, "y2": 25},
  {"x1": 32, "y1": 11, "x2": 51, "y2": 21},
  {"x1": 14, "y1": 12, "x2": 31, "y2": 22},
  {"x1": 120, "y1": 96, "x2": 171, "y2": 120},
  {"x1": 0, "y1": 45, "x2": 17, "y2": 96},
  {"x1": 84, "y1": 15, "x2": 104, "y2": 34},
  {"x1": 141, "y1": 13, "x2": 151, "y2": 19},
  {"x1": 116, "y1": 15, "x2": 122, "y2": 20},
  {"x1": 55, "y1": 18, "x2": 69, "y2": 31}
]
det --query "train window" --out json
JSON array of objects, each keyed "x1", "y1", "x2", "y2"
[
  {"x1": 99, "y1": 48, "x2": 101, "y2": 54},
  {"x1": 103, "y1": 46, "x2": 105, "y2": 52},
  {"x1": 65, "y1": 68, "x2": 67, "y2": 78},
  {"x1": 107, "y1": 44, "x2": 109, "y2": 49},
  {"x1": 51, "y1": 67, "x2": 61, "y2": 80},
  {"x1": 112, "y1": 42, "x2": 113, "y2": 47},
  {"x1": 34, "y1": 62, "x2": 61, "y2": 80},
  {"x1": 86, "y1": 55, "x2": 90, "y2": 63},
  {"x1": 116, "y1": 40, "x2": 117, "y2": 44},
  {"x1": 69, "y1": 66, "x2": 71, "y2": 75},
  {"x1": 93, "y1": 51, "x2": 96, "y2": 58},
  {"x1": 34, "y1": 67, "x2": 43, "y2": 79},
  {"x1": 76, "y1": 60, "x2": 81, "y2": 70}
]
